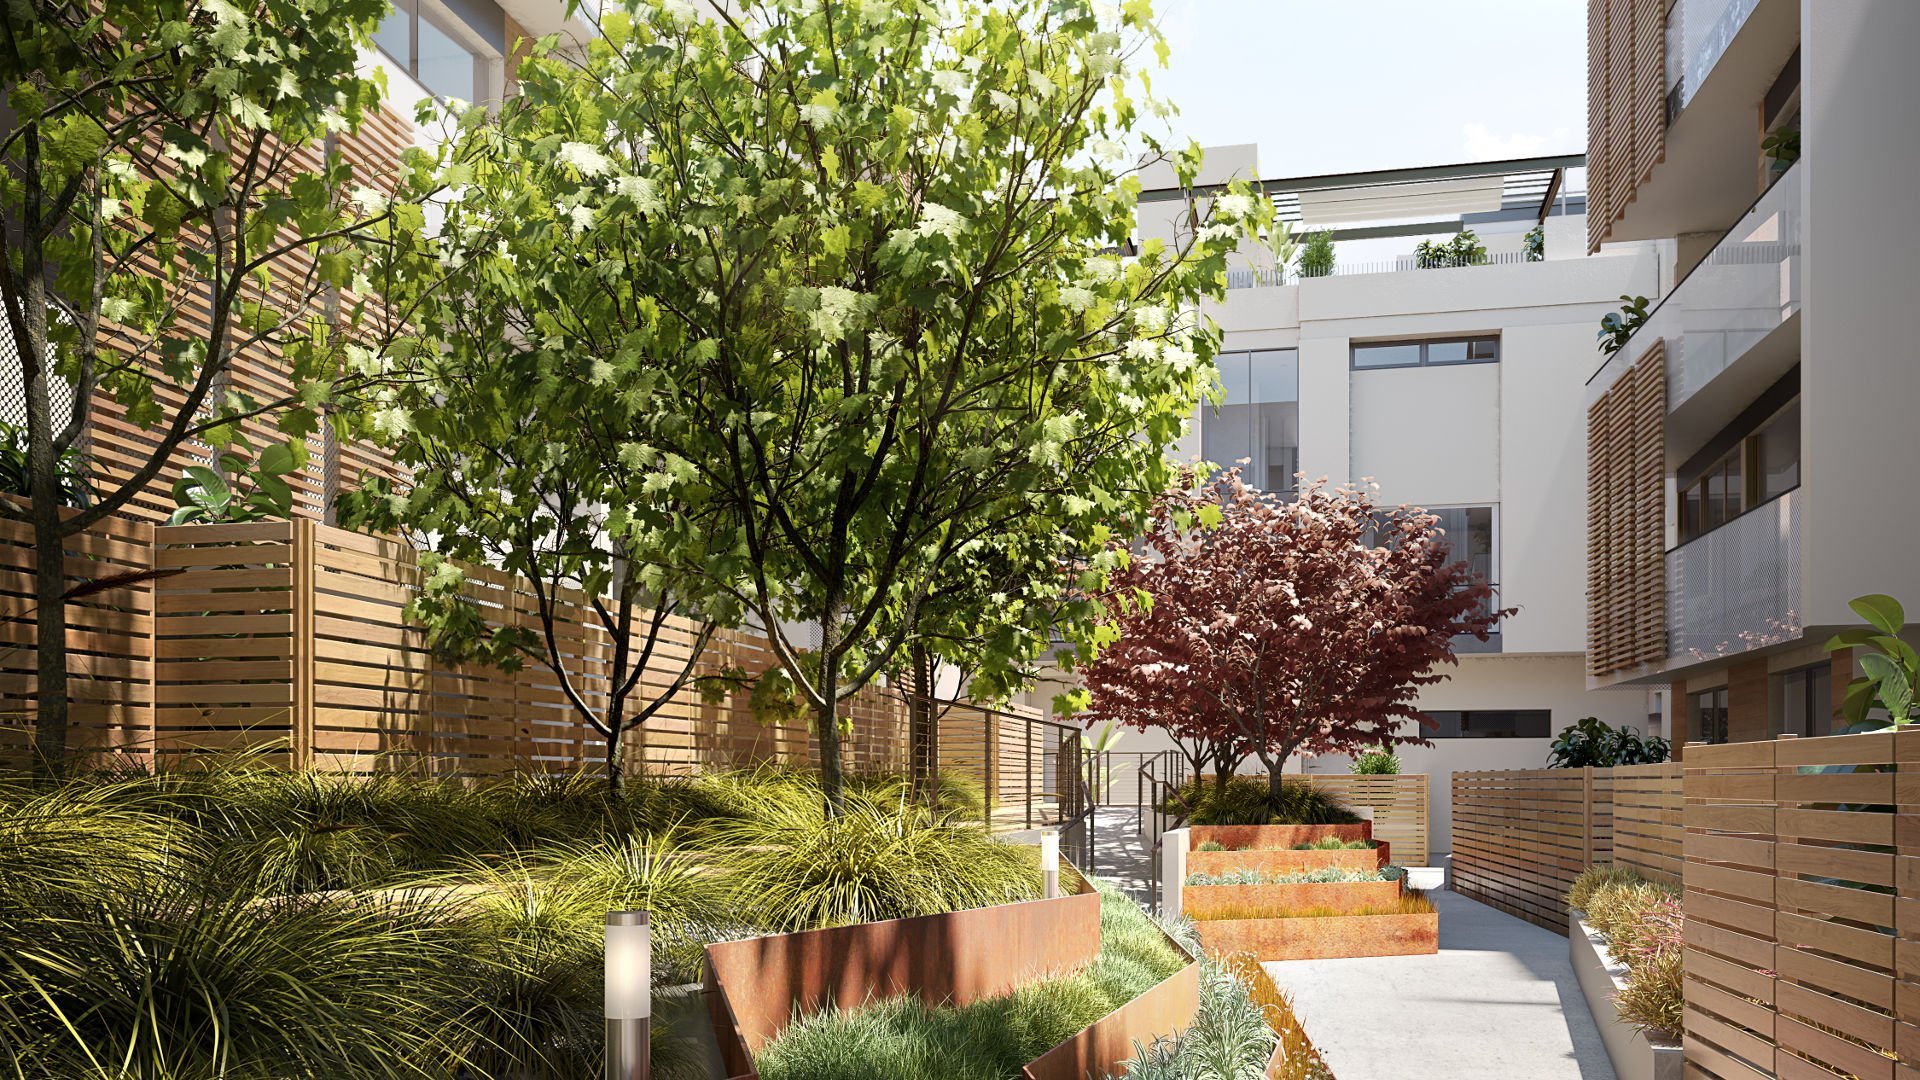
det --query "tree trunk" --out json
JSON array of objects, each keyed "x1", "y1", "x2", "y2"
[
  {"x1": 816, "y1": 612, "x2": 845, "y2": 817},
  {"x1": 31, "y1": 506, "x2": 67, "y2": 777},
  {"x1": 908, "y1": 643, "x2": 937, "y2": 809},
  {"x1": 1263, "y1": 751, "x2": 1290, "y2": 802},
  {"x1": 604, "y1": 724, "x2": 625, "y2": 798}
]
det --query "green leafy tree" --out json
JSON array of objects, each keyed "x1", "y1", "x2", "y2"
[
  {"x1": 1296, "y1": 228, "x2": 1334, "y2": 278},
  {"x1": 339, "y1": 88, "x2": 747, "y2": 792},
  {"x1": 485, "y1": 0, "x2": 1269, "y2": 814},
  {"x1": 0, "y1": 0, "x2": 399, "y2": 769}
]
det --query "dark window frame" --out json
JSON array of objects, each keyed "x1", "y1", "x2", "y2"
[
  {"x1": 374, "y1": 0, "x2": 499, "y2": 103},
  {"x1": 1422, "y1": 709, "x2": 1551, "y2": 739},
  {"x1": 1692, "y1": 687, "x2": 1730, "y2": 745},
  {"x1": 1350, "y1": 335, "x2": 1500, "y2": 371},
  {"x1": 1675, "y1": 395, "x2": 1800, "y2": 547}
]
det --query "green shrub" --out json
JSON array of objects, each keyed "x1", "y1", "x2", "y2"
[
  {"x1": 1547, "y1": 717, "x2": 1670, "y2": 768},
  {"x1": 1348, "y1": 746, "x2": 1400, "y2": 774},
  {"x1": 1197, "y1": 840, "x2": 1228, "y2": 852},
  {"x1": 1169, "y1": 776, "x2": 1360, "y2": 827},
  {"x1": 1187, "y1": 867, "x2": 1390, "y2": 886},
  {"x1": 1296, "y1": 229, "x2": 1334, "y2": 278}
]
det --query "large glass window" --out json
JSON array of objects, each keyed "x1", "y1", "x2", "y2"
[
  {"x1": 1424, "y1": 710, "x2": 1551, "y2": 739},
  {"x1": 375, "y1": 0, "x2": 496, "y2": 103},
  {"x1": 1202, "y1": 349, "x2": 1299, "y2": 496},
  {"x1": 1351, "y1": 336, "x2": 1499, "y2": 370},
  {"x1": 1773, "y1": 663, "x2": 1832, "y2": 738},
  {"x1": 1692, "y1": 687, "x2": 1730, "y2": 744},
  {"x1": 1677, "y1": 395, "x2": 1800, "y2": 543}
]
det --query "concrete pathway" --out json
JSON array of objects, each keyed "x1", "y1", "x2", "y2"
[
  {"x1": 1263, "y1": 889, "x2": 1616, "y2": 1080},
  {"x1": 1085, "y1": 805, "x2": 1154, "y2": 903}
]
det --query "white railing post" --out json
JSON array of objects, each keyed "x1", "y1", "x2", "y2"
[
  {"x1": 1040, "y1": 828, "x2": 1060, "y2": 899},
  {"x1": 1161, "y1": 828, "x2": 1190, "y2": 919}
]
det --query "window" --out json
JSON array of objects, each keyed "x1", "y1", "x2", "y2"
[
  {"x1": 1692, "y1": 687, "x2": 1729, "y2": 744},
  {"x1": 1677, "y1": 396, "x2": 1799, "y2": 543},
  {"x1": 1424, "y1": 710, "x2": 1551, "y2": 739},
  {"x1": 375, "y1": 0, "x2": 499, "y2": 103},
  {"x1": 1351, "y1": 336, "x2": 1499, "y2": 370},
  {"x1": 1201, "y1": 349, "x2": 1300, "y2": 495},
  {"x1": 1773, "y1": 663, "x2": 1832, "y2": 738}
]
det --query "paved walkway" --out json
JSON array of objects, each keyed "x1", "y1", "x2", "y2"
[{"x1": 1263, "y1": 889, "x2": 1616, "y2": 1080}]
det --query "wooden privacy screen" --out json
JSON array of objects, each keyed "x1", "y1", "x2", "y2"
[
  {"x1": 1586, "y1": 0, "x2": 1666, "y2": 252},
  {"x1": 1681, "y1": 732, "x2": 1920, "y2": 1080},
  {"x1": 3, "y1": 515, "x2": 1084, "y2": 830},
  {"x1": 1587, "y1": 340, "x2": 1668, "y2": 678},
  {"x1": 0, "y1": 507, "x2": 156, "y2": 766},
  {"x1": 1453, "y1": 763, "x2": 1682, "y2": 932},
  {"x1": 1301, "y1": 773, "x2": 1430, "y2": 867}
]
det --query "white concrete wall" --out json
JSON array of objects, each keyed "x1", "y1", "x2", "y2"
[
  {"x1": 1799, "y1": 0, "x2": 1920, "y2": 630},
  {"x1": 1300, "y1": 654, "x2": 1652, "y2": 857}
]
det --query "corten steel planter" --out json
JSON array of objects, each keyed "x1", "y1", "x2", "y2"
[
  {"x1": 1186, "y1": 843, "x2": 1390, "y2": 877},
  {"x1": 1182, "y1": 879, "x2": 1404, "y2": 918},
  {"x1": 703, "y1": 865, "x2": 1201, "y2": 1080},
  {"x1": 1189, "y1": 823, "x2": 1373, "y2": 850},
  {"x1": 1195, "y1": 911, "x2": 1439, "y2": 961}
]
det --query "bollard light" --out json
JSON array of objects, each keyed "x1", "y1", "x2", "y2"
[
  {"x1": 605, "y1": 910, "x2": 650, "y2": 1080},
  {"x1": 1040, "y1": 829, "x2": 1060, "y2": 898}
]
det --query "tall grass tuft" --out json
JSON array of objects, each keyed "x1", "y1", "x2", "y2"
[{"x1": 713, "y1": 794, "x2": 1039, "y2": 930}]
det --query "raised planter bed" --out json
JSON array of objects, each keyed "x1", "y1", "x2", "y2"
[
  {"x1": 1196, "y1": 911, "x2": 1438, "y2": 961},
  {"x1": 1568, "y1": 908, "x2": 1682, "y2": 1080},
  {"x1": 1190, "y1": 823, "x2": 1373, "y2": 849},
  {"x1": 1183, "y1": 879, "x2": 1404, "y2": 918},
  {"x1": 703, "y1": 868, "x2": 1200, "y2": 1080},
  {"x1": 1187, "y1": 843, "x2": 1390, "y2": 877}
]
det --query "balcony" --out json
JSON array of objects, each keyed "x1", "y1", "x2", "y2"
[
  {"x1": 1225, "y1": 250, "x2": 1539, "y2": 289},
  {"x1": 1589, "y1": 160, "x2": 1801, "y2": 419},
  {"x1": 1666, "y1": 489, "x2": 1801, "y2": 664},
  {"x1": 1670, "y1": 0, "x2": 1765, "y2": 115}
]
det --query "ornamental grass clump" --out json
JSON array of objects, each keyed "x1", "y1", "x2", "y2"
[
  {"x1": 1568, "y1": 866, "x2": 1686, "y2": 1038},
  {"x1": 1567, "y1": 863, "x2": 1645, "y2": 912},
  {"x1": 1290, "y1": 837, "x2": 1375, "y2": 850},
  {"x1": 713, "y1": 794, "x2": 1040, "y2": 930},
  {"x1": 1186, "y1": 867, "x2": 1391, "y2": 886}
]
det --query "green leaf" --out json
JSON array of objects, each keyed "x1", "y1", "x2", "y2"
[{"x1": 1849, "y1": 594, "x2": 1905, "y2": 637}]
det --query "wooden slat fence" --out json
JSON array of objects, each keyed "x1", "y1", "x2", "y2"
[
  {"x1": 0, "y1": 507, "x2": 156, "y2": 767},
  {"x1": 1681, "y1": 731, "x2": 1920, "y2": 1080},
  {"x1": 1301, "y1": 773, "x2": 1430, "y2": 867},
  {"x1": 3, "y1": 516, "x2": 1086, "y2": 829},
  {"x1": 1453, "y1": 763, "x2": 1682, "y2": 932}
]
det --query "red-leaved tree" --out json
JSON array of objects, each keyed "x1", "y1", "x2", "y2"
[{"x1": 1082, "y1": 470, "x2": 1505, "y2": 800}]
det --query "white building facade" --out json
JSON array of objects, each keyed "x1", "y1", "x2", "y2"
[{"x1": 1056, "y1": 147, "x2": 1673, "y2": 856}]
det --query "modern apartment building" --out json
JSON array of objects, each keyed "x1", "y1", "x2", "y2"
[
  {"x1": 1077, "y1": 146, "x2": 1670, "y2": 855},
  {"x1": 1582, "y1": 0, "x2": 1920, "y2": 752},
  {"x1": 0, "y1": 0, "x2": 580, "y2": 523}
]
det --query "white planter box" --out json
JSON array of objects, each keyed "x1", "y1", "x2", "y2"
[{"x1": 1568, "y1": 908, "x2": 1683, "y2": 1080}]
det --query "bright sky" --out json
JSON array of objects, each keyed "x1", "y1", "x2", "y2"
[{"x1": 1148, "y1": 0, "x2": 1589, "y2": 180}]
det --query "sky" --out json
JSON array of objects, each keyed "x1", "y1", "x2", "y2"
[{"x1": 1146, "y1": 0, "x2": 1590, "y2": 181}]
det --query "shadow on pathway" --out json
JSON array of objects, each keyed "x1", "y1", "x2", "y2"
[{"x1": 1262, "y1": 888, "x2": 1616, "y2": 1080}]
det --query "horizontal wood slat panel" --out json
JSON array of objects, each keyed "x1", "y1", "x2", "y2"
[
  {"x1": 1684, "y1": 732, "x2": 1920, "y2": 1079},
  {"x1": 3, "y1": 510, "x2": 1082, "y2": 832}
]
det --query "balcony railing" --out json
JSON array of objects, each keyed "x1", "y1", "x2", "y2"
[
  {"x1": 1672, "y1": 0, "x2": 1763, "y2": 114},
  {"x1": 1225, "y1": 249, "x2": 1540, "y2": 290},
  {"x1": 1588, "y1": 160, "x2": 1801, "y2": 405},
  {"x1": 1666, "y1": 489, "x2": 1801, "y2": 664}
]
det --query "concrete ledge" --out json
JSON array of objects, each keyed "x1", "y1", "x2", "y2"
[
  {"x1": 1568, "y1": 908, "x2": 1682, "y2": 1080},
  {"x1": 1404, "y1": 866, "x2": 1446, "y2": 891}
]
